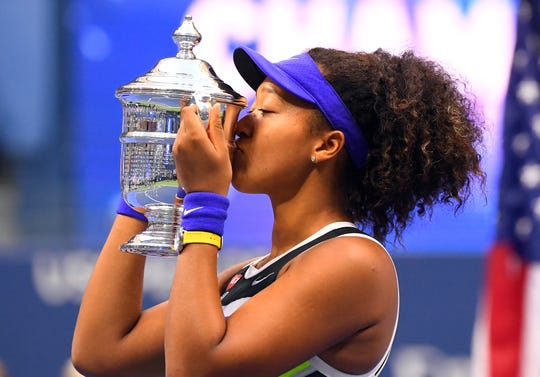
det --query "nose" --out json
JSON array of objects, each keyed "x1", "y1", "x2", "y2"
[{"x1": 234, "y1": 112, "x2": 255, "y2": 140}]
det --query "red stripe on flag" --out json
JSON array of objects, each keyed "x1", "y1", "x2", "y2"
[{"x1": 486, "y1": 242, "x2": 527, "y2": 377}]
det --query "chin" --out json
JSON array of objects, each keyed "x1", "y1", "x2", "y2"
[
  {"x1": 231, "y1": 180, "x2": 252, "y2": 194},
  {"x1": 231, "y1": 175, "x2": 263, "y2": 195}
]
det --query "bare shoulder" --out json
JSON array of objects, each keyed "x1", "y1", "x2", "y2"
[
  {"x1": 282, "y1": 234, "x2": 398, "y2": 327},
  {"x1": 288, "y1": 234, "x2": 396, "y2": 285},
  {"x1": 221, "y1": 235, "x2": 398, "y2": 374}
]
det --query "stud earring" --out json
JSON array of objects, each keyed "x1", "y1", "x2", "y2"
[{"x1": 310, "y1": 155, "x2": 317, "y2": 163}]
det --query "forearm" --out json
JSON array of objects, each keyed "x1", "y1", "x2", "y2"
[
  {"x1": 165, "y1": 244, "x2": 226, "y2": 376},
  {"x1": 72, "y1": 215, "x2": 164, "y2": 375},
  {"x1": 166, "y1": 105, "x2": 235, "y2": 376}
]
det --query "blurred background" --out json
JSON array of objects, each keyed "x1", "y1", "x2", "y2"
[{"x1": 0, "y1": 0, "x2": 521, "y2": 376}]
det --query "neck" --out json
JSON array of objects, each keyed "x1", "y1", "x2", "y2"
[{"x1": 268, "y1": 173, "x2": 351, "y2": 258}]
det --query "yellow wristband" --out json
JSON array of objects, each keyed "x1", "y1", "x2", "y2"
[{"x1": 182, "y1": 230, "x2": 222, "y2": 249}]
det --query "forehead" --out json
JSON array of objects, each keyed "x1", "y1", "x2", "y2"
[
  {"x1": 256, "y1": 78, "x2": 316, "y2": 110},
  {"x1": 256, "y1": 80, "x2": 281, "y2": 98}
]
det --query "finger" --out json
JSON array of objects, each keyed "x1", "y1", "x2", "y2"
[
  {"x1": 223, "y1": 105, "x2": 242, "y2": 150},
  {"x1": 206, "y1": 104, "x2": 227, "y2": 153},
  {"x1": 181, "y1": 105, "x2": 208, "y2": 133},
  {"x1": 175, "y1": 105, "x2": 204, "y2": 153}
]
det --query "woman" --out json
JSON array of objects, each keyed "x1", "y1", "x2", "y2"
[{"x1": 72, "y1": 46, "x2": 484, "y2": 377}]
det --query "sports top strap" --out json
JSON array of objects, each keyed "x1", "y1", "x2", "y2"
[{"x1": 221, "y1": 227, "x2": 363, "y2": 305}]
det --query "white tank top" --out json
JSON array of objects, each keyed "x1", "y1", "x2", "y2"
[{"x1": 220, "y1": 222, "x2": 399, "y2": 377}]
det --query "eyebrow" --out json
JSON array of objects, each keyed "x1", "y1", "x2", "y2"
[
  {"x1": 257, "y1": 83, "x2": 277, "y2": 95},
  {"x1": 255, "y1": 82, "x2": 290, "y2": 108}
]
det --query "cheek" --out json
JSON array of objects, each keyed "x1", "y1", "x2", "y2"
[
  {"x1": 232, "y1": 149, "x2": 311, "y2": 195},
  {"x1": 231, "y1": 126, "x2": 313, "y2": 191},
  {"x1": 255, "y1": 138, "x2": 297, "y2": 173},
  {"x1": 231, "y1": 148, "x2": 274, "y2": 190},
  {"x1": 231, "y1": 147, "x2": 288, "y2": 193}
]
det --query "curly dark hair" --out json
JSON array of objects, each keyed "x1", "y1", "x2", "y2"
[{"x1": 308, "y1": 47, "x2": 486, "y2": 245}]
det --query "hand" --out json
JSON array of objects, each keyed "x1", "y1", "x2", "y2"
[{"x1": 173, "y1": 104, "x2": 232, "y2": 196}]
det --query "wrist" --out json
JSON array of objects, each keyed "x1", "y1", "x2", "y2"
[
  {"x1": 116, "y1": 196, "x2": 147, "y2": 222},
  {"x1": 181, "y1": 192, "x2": 229, "y2": 250},
  {"x1": 182, "y1": 230, "x2": 222, "y2": 249},
  {"x1": 176, "y1": 187, "x2": 186, "y2": 200}
]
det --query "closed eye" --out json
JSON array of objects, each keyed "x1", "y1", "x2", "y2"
[{"x1": 248, "y1": 108, "x2": 272, "y2": 115}]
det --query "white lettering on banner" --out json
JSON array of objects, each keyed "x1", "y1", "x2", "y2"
[
  {"x1": 185, "y1": 0, "x2": 514, "y2": 205},
  {"x1": 414, "y1": 0, "x2": 516, "y2": 183},
  {"x1": 32, "y1": 250, "x2": 98, "y2": 306},
  {"x1": 30, "y1": 247, "x2": 261, "y2": 306},
  {"x1": 31, "y1": 250, "x2": 177, "y2": 306},
  {"x1": 350, "y1": 0, "x2": 413, "y2": 53},
  {"x1": 182, "y1": 0, "x2": 259, "y2": 99},
  {"x1": 391, "y1": 345, "x2": 471, "y2": 377},
  {"x1": 185, "y1": 0, "x2": 513, "y2": 114},
  {"x1": 255, "y1": 0, "x2": 349, "y2": 58},
  {"x1": 140, "y1": 257, "x2": 177, "y2": 303},
  {"x1": 185, "y1": 0, "x2": 350, "y2": 99}
]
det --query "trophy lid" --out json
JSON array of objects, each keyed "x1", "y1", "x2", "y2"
[{"x1": 116, "y1": 15, "x2": 247, "y2": 109}]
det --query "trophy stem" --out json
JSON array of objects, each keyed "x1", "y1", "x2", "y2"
[{"x1": 120, "y1": 202, "x2": 184, "y2": 257}]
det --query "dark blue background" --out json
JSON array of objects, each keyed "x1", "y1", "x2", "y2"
[
  {"x1": 68, "y1": 0, "x2": 501, "y2": 252},
  {"x1": 0, "y1": 0, "x2": 516, "y2": 376},
  {"x1": 0, "y1": 248, "x2": 484, "y2": 377}
]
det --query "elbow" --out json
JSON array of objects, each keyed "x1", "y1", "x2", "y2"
[
  {"x1": 71, "y1": 341, "x2": 118, "y2": 377},
  {"x1": 71, "y1": 335, "x2": 99, "y2": 376},
  {"x1": 71, "y1": 348, "x2": 103, "y2": 377},
  {"x1": 71, "y1": 338, "x2": 148, "y2": 377},
  {"x1": 71, "y1": 337, "x2": 92, "y2": 376},
  {"x1": 71, "y1": 358, "x2": 118, "y2": 377},
  {"x1": 70, "y1": 353, "x2": 96, "y2": 377}
]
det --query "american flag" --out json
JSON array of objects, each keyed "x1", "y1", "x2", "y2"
[{"x1": 471, "y1": 1, "x2": 540, "y2": 376}]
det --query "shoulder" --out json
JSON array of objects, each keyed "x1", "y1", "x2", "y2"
[
  {"x1": 288, "y1": 234, "x2": 396, "y2": 282},
  {"x1": 282, "y1": 234, "x2": 398, "y2": 324}
]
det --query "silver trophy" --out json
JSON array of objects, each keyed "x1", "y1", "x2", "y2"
[{"x1": 116, "y1": 15, "x2": 247, "y2": 256}]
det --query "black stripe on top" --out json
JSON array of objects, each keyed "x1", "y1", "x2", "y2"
[{"x1": 221, "y1": 227, "x2": 363, "y2": 305}]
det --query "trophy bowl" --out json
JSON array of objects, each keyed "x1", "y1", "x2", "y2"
[{"x1": 115, "y1": 15, "x2": 247, "y2": 256}]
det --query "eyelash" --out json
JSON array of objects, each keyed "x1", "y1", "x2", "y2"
[{"x1": 249, "y1": 108, "x2": 270, "y2": 114}]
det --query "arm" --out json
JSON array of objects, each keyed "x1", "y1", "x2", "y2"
[
  {"x1": 166, "y1": 233, "x2": 397, "y2": 377},
  {"x1": 165, "y1": 106, "x2": 398, "y2": 376},
  {"x1": 71, "y1": 103, "x2": 254, "y2": 376},
  {"x1": 71, "y1": 214, "x2": 167, "y2": 377},
  {"x1": 71, "y1": 210, "x2": 254, "y2": 377}
]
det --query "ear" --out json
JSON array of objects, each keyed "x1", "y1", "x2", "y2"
[{"x1": 312, "y1": 130, "x2": 346, "y2": 163}]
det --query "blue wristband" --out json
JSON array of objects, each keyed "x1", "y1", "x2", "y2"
[
  {"x1": 177, "y1": 187, "x2": 186, "y2": 200},
  {"x1": 181, "y1": 192, "x2": 229, "y2": 236},
  {"x1": 116, "y1": 197, "x2": 148, "y2": 222}
]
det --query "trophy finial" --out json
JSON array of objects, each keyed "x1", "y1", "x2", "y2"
[{"x1": 172, "y1": 15, "x2": 202, "y2": 59}]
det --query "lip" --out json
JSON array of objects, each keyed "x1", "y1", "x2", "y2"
[
  {"x1": 231, "y1": 142, "x2": 243, "y2": 167},
  {"x1": 232, "y1": 138, "x2": 244, "y2": 152}
]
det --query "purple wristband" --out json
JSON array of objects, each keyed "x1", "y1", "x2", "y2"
[
  {"x1": 116, "y1": 197, "x2": 148, "y2": 222},
  {"x1": 181, "y1": 192, "x2": 229, "y2": 236}
]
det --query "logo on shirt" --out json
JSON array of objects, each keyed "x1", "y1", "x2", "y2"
[
  {"x1": 251, "y1": 272, "x2": 275, "y2": 286},
  {"x1": 226, "y1": 273, "x2": 243, "y2": 291}
]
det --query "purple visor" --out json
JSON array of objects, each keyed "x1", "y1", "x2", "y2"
[{"x1": 233, "y1": 46, "x2": 369, "y2": 167}]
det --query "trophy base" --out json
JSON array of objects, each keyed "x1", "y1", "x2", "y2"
[{"x1": 120, "y1": 203, "x2": 184, "y2": 257}]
